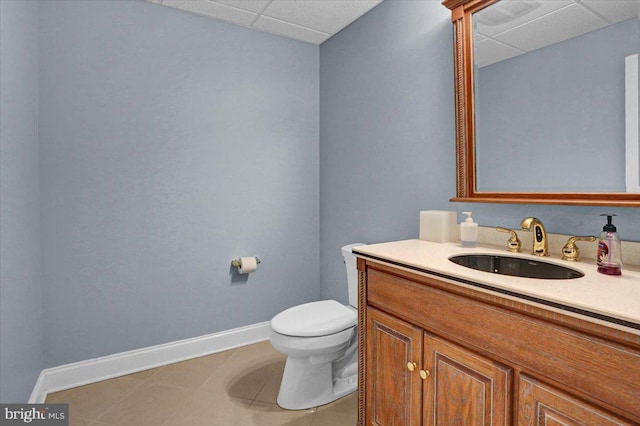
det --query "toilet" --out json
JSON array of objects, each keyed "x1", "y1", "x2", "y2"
[{"x1": 269, "y1": 243, "x2": 364, "y2": 410}]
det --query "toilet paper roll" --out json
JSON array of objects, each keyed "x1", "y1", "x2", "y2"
[{"x1": 238, "y1": 257, "x2": 257, "y2": 274}]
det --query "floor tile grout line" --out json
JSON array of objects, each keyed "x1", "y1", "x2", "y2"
[
  {"x1": 158, "y1": 387, "x2": 203, "y2": 426},
  {"x1": 250, "y1": 363, "x2": 279, "y2": 406},
  {"x1": 86, "y1": 376, "x2": 152, "y2": 424},
  {"x1": 51, "y1": 374, "x2": 149, "y2": 424}
]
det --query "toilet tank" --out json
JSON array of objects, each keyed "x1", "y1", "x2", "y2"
[{"x1": 342, "y1": 243, "x2": 365, "y2": 308}]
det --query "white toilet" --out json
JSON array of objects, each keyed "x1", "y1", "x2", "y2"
[{"x1": 270, "y1": 243, "x2": 364, "y2": 410}]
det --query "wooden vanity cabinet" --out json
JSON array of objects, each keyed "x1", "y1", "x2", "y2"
[
  {"x1": 366, "y1": 308, "x2": 422, "y2": 425},
  {"x1": 366, "y1": 307, "x2": 511, "y2": 426},
  {"x1": 518, "y1": 375, "x2": 636, "y2": 425},
  {"x1": 356, "y1": 258, "x2": 640, "y2": 426},
  {"x1": 423, "y1": 332, "x2": 511, "y2": 425}
]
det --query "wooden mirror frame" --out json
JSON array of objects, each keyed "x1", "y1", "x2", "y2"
[{"x1": 442, "y1": 0, "x2": 640, "y2": 207}]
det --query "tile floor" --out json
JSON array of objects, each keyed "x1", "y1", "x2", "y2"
[{"x1": 45, "y1": 341, "x2": 357, "y2": 426}]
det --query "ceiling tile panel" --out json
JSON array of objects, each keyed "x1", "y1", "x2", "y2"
[
  {"x1": 253, "y1": 16, "x2": 330, "y2": 44},
  {"x1": 162, "y1": 0, "x2": 257, "y2": 27},
  {"x1": 475, "y1": 38, "x2": 525, "y2": 67},
  {"x1": 212, "y1": 0, "x2": 272, "y2": 14},
  {"x1": 262, "y1": 0, "x2": 381, "y2": 34},
  {"x1": 475, "y1": 0, "x2": 572, "y2": 37},
  {"x1": 147, "y1": 0, "x2": 383, "y2": 44},
  {"x1": 493, "y1": 3, "x2": 608, "y2": 52},
  {"x1": 580, "y1": 0, "x2": 640, "y2": 24}
]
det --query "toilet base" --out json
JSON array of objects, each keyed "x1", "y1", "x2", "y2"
[{"x1": 276, "y1": 353, "x2": 357, "y2": 410}]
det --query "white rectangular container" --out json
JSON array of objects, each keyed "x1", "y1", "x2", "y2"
[{"x1": 419, "y1": 210, "x2": 458, "y2": 243}]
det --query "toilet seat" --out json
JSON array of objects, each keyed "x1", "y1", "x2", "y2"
[{"x1": 271, "y1": 300, "x2": 356, "y2": 337}]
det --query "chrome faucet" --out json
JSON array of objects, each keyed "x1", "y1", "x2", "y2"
[{"x1": 520, "y1": 217, "x2": 548, "y2": 256}]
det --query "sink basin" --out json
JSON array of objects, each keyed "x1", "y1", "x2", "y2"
[{"x1": 449, "y1": 254, "x2": 584, "y2": 280}]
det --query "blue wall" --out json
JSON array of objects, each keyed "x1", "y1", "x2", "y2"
[
  {"x1": 0, "y1": 0, "x2": 44, "y2": 402},
  {"x1": 38, "y1": 0, "x2": 319, "y2": 367},
  {"x1": 319, "y1": 0, "x2": 640, "y2": 303},
  {"x1": 320, "y1": 0, "x2": 456, "y2": 302}
]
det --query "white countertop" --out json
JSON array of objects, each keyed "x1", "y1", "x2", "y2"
[{"x1": 353, "y1": 239, "x2": 640, "y2": 335}]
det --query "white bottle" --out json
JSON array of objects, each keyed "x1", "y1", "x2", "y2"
[{"x1": 460, "y1": 212, "x2": 478, "y2": 248}]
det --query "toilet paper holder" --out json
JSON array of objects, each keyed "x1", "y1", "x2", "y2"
[{"x1": 231, "y1": 257, "x2": 261, "y2": 268}]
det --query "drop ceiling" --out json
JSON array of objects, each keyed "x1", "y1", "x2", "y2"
[
  {"x1": 145, "y1": 0, "x2": 383, "y2": 45},
  {"x1": 475, "y1": 0, "x2": 640, "y2": 67}
]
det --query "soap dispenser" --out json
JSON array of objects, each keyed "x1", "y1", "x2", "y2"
[
  {"x1": 596, "y1": 214, "x2": 622, "y2": 276},
  {"x1": 460, "y1": 212, "x2": 478, "y2": 248}
]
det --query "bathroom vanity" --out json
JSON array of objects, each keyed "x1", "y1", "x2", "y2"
[{"x1": 353, "y1": 240, "x2": 640, "y2": 425}]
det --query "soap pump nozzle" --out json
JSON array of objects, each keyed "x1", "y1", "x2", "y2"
[
  {"x1": 600, "y1": 213, "x2": 617, "y2": 232},
  {"x1": 462, "y1": 212, "x2": 474, "y2": 223}
]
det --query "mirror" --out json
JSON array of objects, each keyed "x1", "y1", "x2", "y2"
[{"x1": 442, "y1": 0, "x2": 640, "y2": 206}]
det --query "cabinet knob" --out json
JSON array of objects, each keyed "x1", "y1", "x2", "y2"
[
  {"x1": 419, "y1": 370, "x2": 430, "y2": 379},
  {"x1": 407, "y1": 362, "x2": 417, "y2": 372}
]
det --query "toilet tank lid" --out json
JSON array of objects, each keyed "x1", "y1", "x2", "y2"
[{"x1": 271, "y1": 300, "x2": 356, "y2": 337}]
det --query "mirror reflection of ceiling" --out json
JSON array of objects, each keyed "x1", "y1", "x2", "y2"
[
  {"x1": 474, "y1": 0, "x2": 640, "y2": 67},
  {"x1": 145, "y1": 0, "x2": 382, "y2": 45}
]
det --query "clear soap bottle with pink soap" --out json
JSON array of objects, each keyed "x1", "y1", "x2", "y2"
[{"x1": 596, "y1": 214, "x2": 623, "y2": 276}]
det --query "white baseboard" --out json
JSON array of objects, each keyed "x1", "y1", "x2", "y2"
[{"x1": 29, "y1": 321, "x2": 271, "y2": 403}]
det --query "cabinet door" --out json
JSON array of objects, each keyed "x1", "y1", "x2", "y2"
[
  {"x1": 423, "y1": 333, "x2": 512, "y2": 426},
  {"x1": 518, "y1": 375, "x2": 634, "y2": 425},
  {"x1": 366, "y1": 307, "x2": 423, "y2": 426}
]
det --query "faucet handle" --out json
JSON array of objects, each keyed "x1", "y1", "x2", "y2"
[
  {"x1": 562, "y1": 236, "x2": 597, "y2": 262},
  {"x1": 496, "y1": 227, "x2": 521, "y2": 253}
]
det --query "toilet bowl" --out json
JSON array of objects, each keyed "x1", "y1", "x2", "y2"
[{"x1": 269, "y1": 243, "x2": 364, "y2": 410}]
